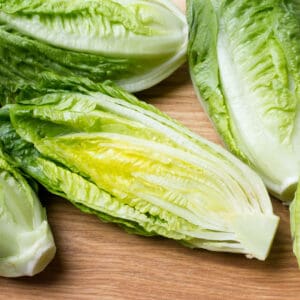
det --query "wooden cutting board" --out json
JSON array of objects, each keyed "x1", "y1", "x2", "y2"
[{"x1": 1, "y1": 1, "x2": 300, "y2": 299}]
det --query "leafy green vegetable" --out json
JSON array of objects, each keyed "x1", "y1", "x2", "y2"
[
  {"x1": 290, "y1": 187, "x2": 300, "y2": 266},
  {"x1": 0, "y1": 83, "x2": 279, "y2": 260},
  {"x1": 187, "y1": 0, "x2": 300, "y2": 264},
  {"x1": 0, "y1": 0, "x2": 187, "y2": 102},
  {"x1": 187, "y1": 0, "x2": 300, "y2": 202},
  {"x1": 0, "y1": 144, "x2": 55, "y2": 277}
]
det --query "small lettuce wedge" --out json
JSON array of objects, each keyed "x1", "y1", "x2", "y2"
[
  {"x1": 290, "y1": 186, "x2": 300, "y2": 267},
  {"x1": 0, "y1": 147, "x2": 55, "y2": 277}
]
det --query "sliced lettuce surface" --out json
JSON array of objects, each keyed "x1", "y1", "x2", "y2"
[
  {"x1": 0, "y1": 0, "x2": 187, "y2": 98},
  {"x1": 0, "y1": 84, "x2": 279, "y2": 260}
]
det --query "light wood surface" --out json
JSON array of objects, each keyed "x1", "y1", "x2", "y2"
[{"x1": 2, "y1": 1, "x2": 300, "y2": 299}]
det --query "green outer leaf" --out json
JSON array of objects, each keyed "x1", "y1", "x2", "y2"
[{"x1": 187, "y1": 0, "x2": 248, "y2": 163}]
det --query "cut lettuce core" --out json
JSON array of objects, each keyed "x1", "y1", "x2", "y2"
[{"x1": 231, "y1": 214, "x2": 278, "y2": 260}]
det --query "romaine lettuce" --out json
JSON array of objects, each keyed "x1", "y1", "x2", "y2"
[
  {"x1": 0, "y1": 0, "x2": 187, "y2": 102},
  {"x1": 187, "y1": 0, "x2": 300, "y2": 263},
  {"x1": 290, "y1": 185, "x2": 300, "y2": 266},
  {"x1": 0, "y1": 83, "x2": 279, "y2": 260},
  {"x1": 0, "y1": 145, "x2": 55, "y2": 277},
  {"x1": 188, "y1": 0, "x2": 300, "y2": 201}
]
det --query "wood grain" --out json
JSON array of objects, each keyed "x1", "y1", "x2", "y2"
[{"x1": 2, "y1": 2, "x2": 300, "y2": 299}]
